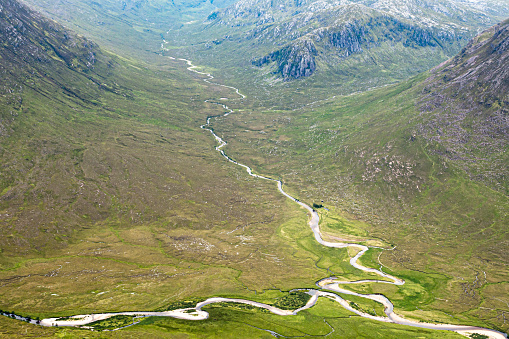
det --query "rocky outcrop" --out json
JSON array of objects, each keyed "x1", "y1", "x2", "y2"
[
  {"x1": 327, "y1": 22, "x2": 366, "y2": 55},
  {"x1": 253, "y1": 15, "x2": 462, "y2": 80},
  {"x1": 253, "y1": 38, "x2": 317, "y2": 79},
  {"x1": 326, "y1": 16, "x2": 456, "y2": 52}
]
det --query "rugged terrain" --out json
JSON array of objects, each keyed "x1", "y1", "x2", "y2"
[
  {"x1": 163, "y1": 0, "x2": 509, "y2": 106},
  {"x1": 211, "y1": 19, "x2": 509, "y2": 333},
  {"x1": 0, "y1": 0, "x2": 508, "y2": 337}
]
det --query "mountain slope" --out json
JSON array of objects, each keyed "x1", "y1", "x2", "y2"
[
  {"x1": 164, "y1": 0, "x2": 509, "y2": 107},
  {"x1": 418, "y1": 19, "x2": 509, "y2": 191},
  {"x1": 209, "y1": 19, "x2": 509, "y2": 333},
  {"x1": 0, "y1": 0, "x2": 109, "y2": 126}
]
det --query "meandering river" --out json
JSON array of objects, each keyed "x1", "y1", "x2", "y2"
[{"x1": 5, "y1": 55, "x2": 507, "y2": 339}]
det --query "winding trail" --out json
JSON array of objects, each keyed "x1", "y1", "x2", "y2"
[{"x1": 5, "y1": 56, "x2": 507, "y2": 339}]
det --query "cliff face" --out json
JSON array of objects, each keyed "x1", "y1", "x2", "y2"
[
  {"x1": 202, "y1": 0, "x2": 509, "y2": 81},
  {"x1": 253, "y1": 38, "x2": 317, "y2": 79},
  {"x1": 418, "y1": 19, "x2": 509, "y2": 191},
  {"x1": 252, "y1": 14, "x2": 462, "y2": 79}
]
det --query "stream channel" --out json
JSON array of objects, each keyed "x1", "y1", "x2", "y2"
[{"x1": 3, "y1": 55, "x2": 507, "y2": 339}]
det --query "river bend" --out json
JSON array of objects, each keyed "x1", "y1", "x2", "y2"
[{"x1": 4, "y1": 55, "x2": 506, "y2": 339}]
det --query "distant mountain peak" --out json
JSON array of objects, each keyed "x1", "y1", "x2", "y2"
[{"x1": 197, "y1": 0, "x2": 509, "y2": 82}]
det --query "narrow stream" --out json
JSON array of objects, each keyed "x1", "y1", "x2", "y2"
[
  {"x1": 179, "y1": 58, "x2": 506, "y2": 339},
  {"x1": 3, "y1": 55, "x2": 506, "y2": 339}
]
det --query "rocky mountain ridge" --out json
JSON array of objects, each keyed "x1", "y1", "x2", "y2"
[
  {"x1": 250, "y1": 7, "x2": 467, "y2": 79},
  {"x1": 199, "y1": 0, "x2": 509, "y2": 80},
  {"x1": 213, "y1": 0, "x2": 507, "y2": 31}
]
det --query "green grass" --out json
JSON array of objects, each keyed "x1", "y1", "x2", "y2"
[
  {"x1": 87, "y1": 315, "x2": 137, "y2": 331},
  {"x1": 273, "y1": 291, "x2": 311, "y2": 310},
  {"x1": 1, "y1": 1, "x2": 508, "y2": 338},
  {"x1": 0, "y1": 297, "x2": 466, "y2": 338}
]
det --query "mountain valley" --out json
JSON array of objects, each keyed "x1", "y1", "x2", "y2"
[{"x1": 0, "y1": 0, "x2": 508, "y2": 337}]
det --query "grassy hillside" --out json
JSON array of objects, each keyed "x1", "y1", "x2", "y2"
[
  {"x1": 210, "y1": 20, "x2": 509, "y2": 333},
  {"x1": 1, "y1": 0, "x2": 507, "y2": 337}
]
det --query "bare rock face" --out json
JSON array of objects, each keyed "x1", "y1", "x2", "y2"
[
  {"x1": 327, "y1": 22, "x2": 366, "y2": 55},
  {"x1": 254, "y1": 38, "x2": 317, "y2": 79}
]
